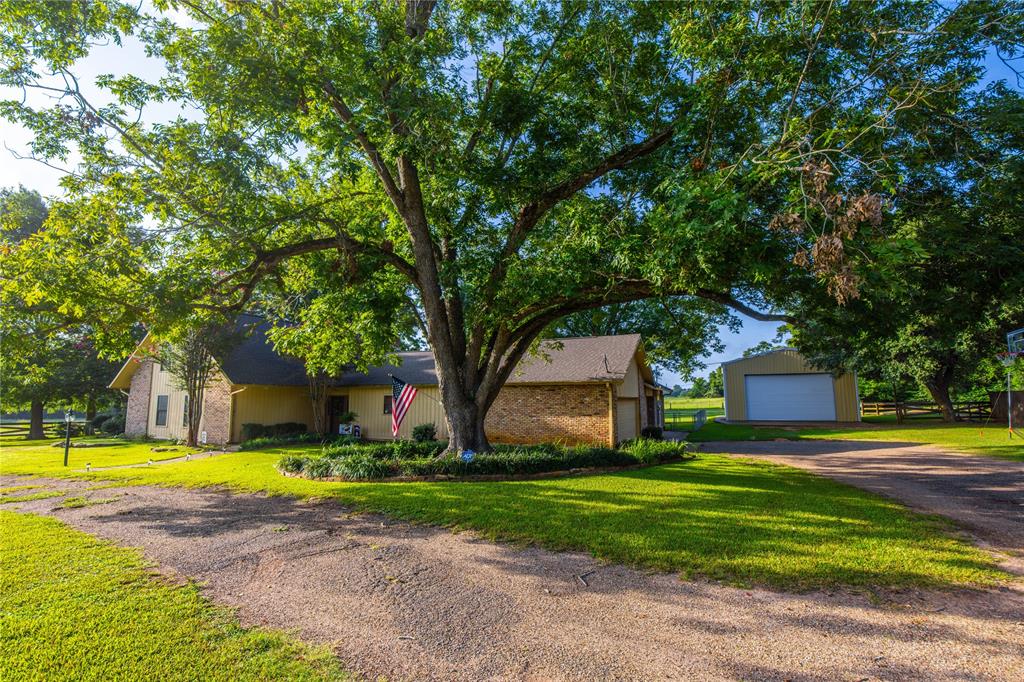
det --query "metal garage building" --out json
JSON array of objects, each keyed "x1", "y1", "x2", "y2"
[{"x1": 722, "y1": 349, "x2": 860, "y2": 423}]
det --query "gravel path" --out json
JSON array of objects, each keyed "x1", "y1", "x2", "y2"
[
  {"x1": 3, "y1": 475, "x2": 1023, "y2": 681},
  {"x1": 696, "y1": 440, "x2": 1024, "y2": 561}
]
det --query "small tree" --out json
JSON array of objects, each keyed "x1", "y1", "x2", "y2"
[
  {"x1": 688, "y1": 377, "x2": 709, "y2": 399},
  {"x1": 707, "y1": 368, "x2": 724, "y2": 398},
  {"x1": 159, "y1": 322, "x2": 240, "y2": 446}
]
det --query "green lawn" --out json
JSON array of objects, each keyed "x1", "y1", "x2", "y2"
[
  {"x1": 688, "y1": 420, "x2": 1024, "y2": 461},
  {"x1": 0, "y1": 436, "x2": 201, "y2": 473},
  {"x1": 0, "y1": 510, "x2": 349, "y2": 681},
  {"x1": 2, "y1": 443, "x2": 1006, "y2": 590}
]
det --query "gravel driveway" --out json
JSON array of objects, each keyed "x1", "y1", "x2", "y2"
[
  {"x1": 696, "y1": 440, "x2": 1024, "y2": 560},
  {"x1": 4, "y1": 475, "x2": 1023, "y2": 681}
]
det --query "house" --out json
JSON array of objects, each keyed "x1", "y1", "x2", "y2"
[
  {"x1": 108, "y1": 317, "x2": 664, "y2": 447},
  {"x1": 721, "y1": 349, "x2": 860, "y2": 423}
]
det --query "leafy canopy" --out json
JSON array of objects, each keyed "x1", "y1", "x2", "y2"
[{"x1": 1, "y1": 0, "x2": 1017, "y2": 409}]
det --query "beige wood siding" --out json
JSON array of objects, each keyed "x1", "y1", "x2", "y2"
[
  {"x1": 616, "y1": 398, "x2": 638, "y2": 442},
  {"x1": 619, "y1": 357, "x2": 640, "y2": 397},
  {"x1": 148, "y1": 368, "x2": 235, "y2": 442},
  {"x1": 147, "y1": 364, "x2": 189, "y2": 441},
  {"x1": 723, "y1": 350, "x2": 859, "y2": 422},
  {"x1": 336, "y1": 386, "x2": 448, "y2": 441},
  {"x1": 231, "y1": 385, "x2": 315, "y2": 441}
]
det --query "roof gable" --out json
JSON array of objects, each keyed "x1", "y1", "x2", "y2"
[{"x1": 507, "y1": 335, "x2": 641, "y2": 384}]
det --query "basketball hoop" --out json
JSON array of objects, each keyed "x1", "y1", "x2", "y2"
[
  {"x1": 1000, "y1": 328, "x2": 1023, "y2": 439},
  {"x1": 997, "y1": 351, "x2": 1021, "y2": 367}
]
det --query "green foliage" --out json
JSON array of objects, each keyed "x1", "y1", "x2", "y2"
[
  {"x1": 787, "y1": 85, "x2": 1024, "y2": 414},
  {"x1": 639, "y1": 426, "x2": 663, "y2": 440},
  {"x1": 411, "y1": 423, "x2": 437, "y2": 442},
  {"x1": 240, "y1": 422, "x2": 308, "y2": 442},
  {"x1": 706, "y1": 367, "x2": 724, "y2": 398},
  {"x1": 277, "y1": 455, "x2": 308, "y2": 474},
  {"x1": 302, "y1": 457, "x2": 333, "y2": 479},
  {"x1": 619, "y1": 438, "x2": 690, "y2": 464},
  {"x1": 329, "y1": 453, "x2": 393, "y2": 481},
  {"x1": 99, "y1": 413, "x2": 125, "y2": 435},
  {"x1": 290, "y1": 440, "x2": 687, "y2": 480},
  {"x1": 686, "y1": 369, "x2": 722, "y2": 398},
  {"x1": 0, "y1": 187, "x2": 124, "y2": 436},
  {"x1": 687, "y1": 376, "x2": 710, "y2": 398},
  {"x1": 2, "y1": 1, "x2": 1012, "y2": 450},
  {"x1": 322, "y1": 439, "x2": 446, "y2": 461},
  {"x1": 238, "y1": 433, "x2": 358, "y2": 451},
  {"x1": 0, "y1": 511, "x2": 350, "y2": 679}
]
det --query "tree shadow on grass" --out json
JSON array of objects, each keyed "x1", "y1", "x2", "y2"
[{"x1": 69, "y1": 454, "x2": 1009, "y2": 592}]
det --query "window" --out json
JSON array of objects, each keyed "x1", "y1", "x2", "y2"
[
  {"x1": 155, "y1": 395, "x2": 168, "y2": 426},
  {"x1": 182, "y1": 395, "x2": 189, "y2": 427},
  {"x1": 383, "y1": 395, "x2": 393, "y2": 414}
]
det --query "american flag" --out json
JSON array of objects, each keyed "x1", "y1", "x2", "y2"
[{"x1": 391, "y1": 375, "x2": 418, "y2": 436}]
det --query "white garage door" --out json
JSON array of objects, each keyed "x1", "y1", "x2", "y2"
[{"x1": 745, "y1": 374, "x2": 836, "y2": 421}]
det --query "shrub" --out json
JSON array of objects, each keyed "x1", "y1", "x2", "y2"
[
  {"x1": 278, "y1": 455, "x2": 306, "y2": 474},
  {"x1": 640, "y1": 426, "x2": 663, "y2": 440},
  {"x1": 239, "y1": 432, "x2": 360, "y2": 451},
  {"x1": 330, "y1": 454, "x2": 393, "y2": 480},
  {"x1": 278, "y1": 438, "x2": 690, "y2": 481},
  {"x1": 411, "y1": 423, "x2": 437, "y2": 442},
  {"x1": 303, "y1": 457, "x2": 333, "y2": 479},
  {"x1": 241, "y1": 422, "x2": 308, "y2": 441},
  {"x1": 91, "y1": 412, "x2": 113, "y2": 429},
  {"x1": 619, "y1": 438, "x2": 687, "y2": 464},
  {"x1": 322, "y1": 439, "x2": 446, "y2": 460},
  {"x1": 99, "y1": 414, "x2": 125, "y2": 435},
  {"x1": 241, "y1": 423, "x2": 266, "y2": 441}
]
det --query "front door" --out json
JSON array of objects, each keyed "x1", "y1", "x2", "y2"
[{"x1": 327, "y1": 395, "x2": 350, "y2": 435}]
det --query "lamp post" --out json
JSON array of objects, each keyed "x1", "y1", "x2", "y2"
[{"x1": 63, "y1": 409, "x2": 73, "y2": 467}]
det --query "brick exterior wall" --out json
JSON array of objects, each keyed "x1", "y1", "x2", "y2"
[
  {"x1": 200, "y1": 371, "x2": 233, "y2": 445},
  {"x1": 486, "y1": 384, "x2": 613, "y2": 447},
  {"x1": 124, "y1": 358, "x2": 153, "y2": 437}
]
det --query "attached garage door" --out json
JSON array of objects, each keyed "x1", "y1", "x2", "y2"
[{"x1": 745, "y1": 374, "x2": 836, "y2": 421}]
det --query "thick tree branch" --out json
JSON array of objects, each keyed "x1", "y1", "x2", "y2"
[
  {"x1": 695, "y1": 290, "x2": 794, "y2": 323},
  {"x1": 478, "y1": 126, "x2": 676, "y2": 312},
  {"x1": 321, "y1": 81, "x2": 405, "y2": 212}
]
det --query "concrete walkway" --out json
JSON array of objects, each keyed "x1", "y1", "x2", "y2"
[
  {"x1": 3, "y1": 475, "x2": 1023, "y2": 681},
  {"x1": 697, "y1": 440, "x2": 1024, "y2": 567}
]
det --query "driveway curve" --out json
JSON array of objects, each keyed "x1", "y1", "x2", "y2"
[
  {"x1": 3, "y1": 475, "x2": 1023, "y2": 681},
  {"x1": 697, "y1": 440, "x2": 1024, "y2": 557}
]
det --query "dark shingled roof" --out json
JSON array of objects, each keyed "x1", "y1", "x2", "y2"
[{"x1": 217, "y1": 317, "x2": 640, "y2": 387}]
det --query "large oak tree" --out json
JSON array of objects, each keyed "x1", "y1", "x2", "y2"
[{"x1": 2, "y1": 1, "x2": 1016, "y2": 450}]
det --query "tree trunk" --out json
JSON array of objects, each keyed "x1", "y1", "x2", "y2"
[
  {"x1": 308, "y1": 372, "x2": 329, "y2": 436},
  {"x1": 924, "y1": 378, "x2": 956, "y2": 423},
  {"x1": 85, "y1": 396, "x2": 97, "y2": 435},
  {"x1": 28, "y1": 399, "x2": 46, "y2": 440},
  {"x1": 441, "y1": 391, "x2": 490, "y2": 454}
]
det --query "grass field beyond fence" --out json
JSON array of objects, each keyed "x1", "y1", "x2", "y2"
[{"x1": 664, "y1": 397, "x2": 724, "y2": 431}]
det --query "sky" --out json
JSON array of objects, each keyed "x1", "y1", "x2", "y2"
[{"x1": 2, "y1": 13, "x2": 1018, "y2": 389}]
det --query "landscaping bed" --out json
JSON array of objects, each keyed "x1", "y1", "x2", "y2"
[{"x1": 277, "y1": 439, "x2": 691, "y2": 482}]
